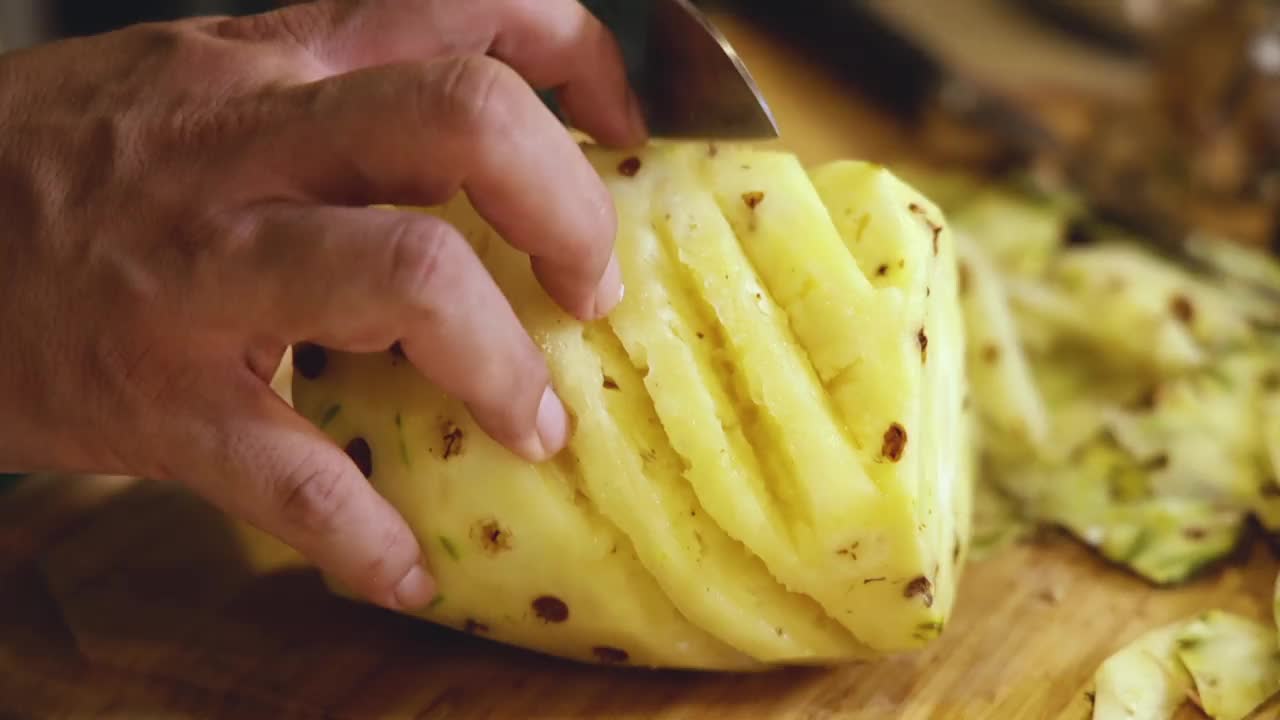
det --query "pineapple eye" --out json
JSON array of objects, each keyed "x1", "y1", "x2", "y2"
[
  {"x1": 903, "y1": 576, "x2": 934, "y2": 607},
  {"x1": 591, "y1": 646, "x2": 629, "y2": 664},
  {"x1": 881, "y1": 423, "x2": 908, "y2": 462},
  {"x1": 532, "y1": 595, "x2": 569, "y2": 623},
  {"x1": 617, "y1": 156, "x2": 641, "y2": 177},
  {"x1": 344, "y1": 437, "x2": 373, "y2": 478},
  {"x1": 472, "y1": 517, "x2": 512, "y2": 554},
  {"x1": 440, "y1": 422, "x2": 464, "y2": 460},
  {"x1": 292, "y1": 342, "x2": 328, "y2": 379}
]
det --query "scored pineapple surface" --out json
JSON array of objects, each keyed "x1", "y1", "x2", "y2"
[{"x1": 292, "y1": 143, "x2": 971, "y2": 667}]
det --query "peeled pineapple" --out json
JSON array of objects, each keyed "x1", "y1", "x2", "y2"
[{"x1": 291, "y1": 143, "x2": 972, "y2": 668}]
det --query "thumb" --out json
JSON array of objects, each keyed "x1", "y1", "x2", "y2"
[{"x1": 177, "y1": 375, "x2": 434, "y2": 612}]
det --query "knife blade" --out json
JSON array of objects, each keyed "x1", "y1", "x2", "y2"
[{"x1": 576, "y1": 0, "x2": 779, "y2": 140}]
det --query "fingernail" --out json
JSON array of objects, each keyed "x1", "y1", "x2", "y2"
[
  {"x1": 536, "y1": 386, "x2": 570, "y2": 458},
  {"x1": 627, "y1": 88, "x2": 648, "y2": 143},
  {"x1": 593, "y1": 252, "x2": 624, "y2": 319},
  {"x1": 393, "y1": 564, "x2": 436, "y2": 610}
]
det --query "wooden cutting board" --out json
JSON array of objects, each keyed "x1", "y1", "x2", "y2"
[{"x1": 2, "y1": 13, "x2": 1277, "y2": 720}]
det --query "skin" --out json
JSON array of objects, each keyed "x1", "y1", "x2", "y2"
[{"x1": 0, "y1": 0, "x2": 645, "y2": 612}]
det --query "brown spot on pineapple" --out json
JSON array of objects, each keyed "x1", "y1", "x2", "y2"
[
  {"x1": 1084, "y1": 691, "x2": 1096, "y2": 706},
  {"x1": 863, "y1": 577, "x2": 886, "y2": 584},
  {"x1": 917, "y1": 328, "x2": 928, "y2": 363},
  {"x1": 1133, "y1": 385, "x2": 1162, "y2": 411},
  {"x1": 463, "y1": 619, "x2": 489, "y2": 634},
  {"x1": 877, "y1": 264, "x2": 889, "y2": 276},
  {"x1": 1183, "y1": 527, "x2": 1207, "y2": 540},
  {"x1": 1064, "y1": 218, "x2": 1094, "y2": 247},
  {"x1": 742, "y1": 191, "x2": 765, "y2": 209},
  {"x1": 592, "y1": 646, "x2": 630, "y2": 664},
  {"x1": 908, "y1": 203, "x2": 943, "y2": 255},
  {"x1": 953, "y1": 536, "x2": 962, "y2": 564},
  {"x1": 532, "y1": 595, "x2": 569, "y2": 623},
  {"x1": 472, "y1": 518, "x2": 512, "y2": 555},
  {"x1": 707, "y1": 143, "x2": 719, "y2": 157},
  {"x1": 958, "y1": 262, "x2": 971, "y2": 295},
  {"x1": 696, "y1": 331, "x2": 705, "y2": 340},
  {"x1": 1143, "y1": 453, "x2": 1170, "y2": 471},
  {"x1": 898, "y1": 259, "x2": 906, "y2": 269},
  {"x1": 881, "y1": 423, "x2": 908, "y2": 462},
  {"x1": 836, "y1": 541, "x2": 860, "y2": 560},
  {"x1": 982, "y1": 344, "x2": 1000, "y2": 364},
  {"x1": 1169, "y1": 294, "x2": 1195, "y2": 325},
  {"x1": 345, "y1": 437, "x2": 373, "y2": 478},
  {"x1": 1262, "y1": 478, "x2": 1280, "y2": 497},
  {"x1": 1263, "y1": 371, "x2": 1280, "y2": 392},
  {"x1": 292, "y1": 342, "x2": 327, "y2": 380},
  {"x1": 904, "y1": 576, "x2": 934, "y2": 607},
  {"x1": 617, "y1": 156, "x2": 641, "y2": 177},
  {"x1": 602, "y1": 375, "x2": 620, "y2": 391},
  {"x1": 442, "y1": 423, "x2": 464, "y2": 460}
]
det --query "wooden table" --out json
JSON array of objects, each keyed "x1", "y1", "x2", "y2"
[{"x1": 3, "y1": 14, "x2": 1277, "y2": 720}]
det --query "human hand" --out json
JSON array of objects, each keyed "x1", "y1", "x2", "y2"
[{"x1": 0, "y1": 0, "x2": 644, "y2": 611}]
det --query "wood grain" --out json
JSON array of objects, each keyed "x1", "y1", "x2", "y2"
[
  {"x1": 3, "y1": 475, "x2": 1274, "y2": 720},
  {"x1": 2, "y1": 12, "x2": 1277, "y2": 720}
]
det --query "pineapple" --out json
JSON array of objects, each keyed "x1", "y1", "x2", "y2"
[{"x1": 292, "y1": 143, "x2": 971, "y2": 667}]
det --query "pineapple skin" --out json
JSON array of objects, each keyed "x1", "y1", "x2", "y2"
[{"x1": 292, "y1": 143, "x2": 971, "y2": 667}]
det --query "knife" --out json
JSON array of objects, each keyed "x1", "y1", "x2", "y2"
[{"x1": 571, "y1": 0, "x2": 780, "y2": 140}]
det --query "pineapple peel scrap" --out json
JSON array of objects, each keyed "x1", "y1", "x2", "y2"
[{"x1": 1091, "y1": 611, "x2": 1280, "y2": 720}]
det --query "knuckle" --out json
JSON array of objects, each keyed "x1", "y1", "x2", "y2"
[
  {"x1": 385, "y1": 218, "x2": 458, "y2": 310},
  {"x1": 359, "y1": 523, "x2": 416, "y2": 592},
  {"x1": 430, "y1": 55, "x2": 519, "y2": 133},
  {"x1": 121, "y1": 21, "x2": 190, "y2": 57},
  {"x1": 275, "y1": 454, "x2": 351, "y2": 537},
  {"x1": 214, "y1": 3, "x2": 329, "y2": 48}
]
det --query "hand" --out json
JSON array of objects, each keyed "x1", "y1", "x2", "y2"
[{"x1": 0, "y1": 0, "x2": 644, "y2": 611}]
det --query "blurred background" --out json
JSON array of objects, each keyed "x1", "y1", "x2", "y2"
[
  {"x1": 4, "y1": 0, "x2": 1279, "y2": 253},
  {"x1": 0, "y1": 1, "x2": 274, "y2": 48}
]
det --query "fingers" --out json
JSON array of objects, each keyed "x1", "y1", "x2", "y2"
[
  {"x1": 222, "y1": 0, "x2": 645, "y2": 146},
  {"x1": 258, "y1": 57, "x2": 623, "y2": 322},
  {"x1": 177, "y1": 378, "x2": 434, "y2": 612},
  {"x1": 232, "y1": 203, "x2": 570, "y2": 462}
]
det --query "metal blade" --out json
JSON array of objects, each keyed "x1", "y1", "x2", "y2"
[{"x1": 636, "y1": 0, "x2": 779, "y2": 140}]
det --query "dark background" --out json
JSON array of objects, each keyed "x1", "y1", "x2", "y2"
[{"x1": 48, "y1": 1, "x2": 276, "y2": 36}]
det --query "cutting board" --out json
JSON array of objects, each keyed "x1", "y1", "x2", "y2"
[{"x1": 3, "y1": 13, "x2": 1278, "y2": 720}]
